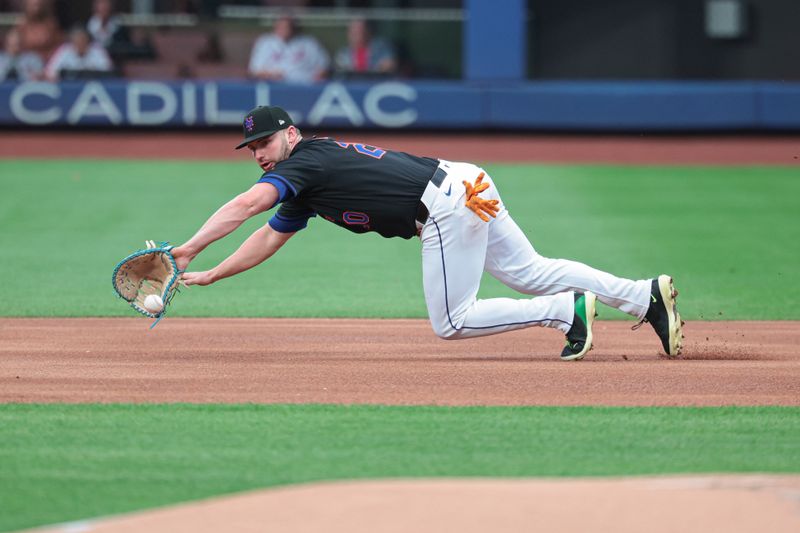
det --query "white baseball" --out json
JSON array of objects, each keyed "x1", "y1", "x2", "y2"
[{"x1": 143, "y1": 294, "x2": 164, "y2": 313}]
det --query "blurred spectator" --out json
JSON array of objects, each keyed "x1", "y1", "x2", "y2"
[
  {"x1": 0, "y1": 28, "x2": 44, "y2": 81},
  {"x1": 197, "y1": 31, "x2": 223, "y2": 63},
  {"x1": 87, "y1": 0, "x2": 155, "y2": 62},
  {"x1": 248, "y1": 15, "x2": 329, "y2": 83},
  {"x1": 45, "y1": 26, "x2": 114, "y2": 81},
  {"x1": 334, "y1": 18, "x2": 397, "y2": 78},
  {"x1": 15, "y1": 0, "x2": 63, "y2": 62},
  {"x1": 87, "y1": 0, "x2": 125, "y2": 49}
]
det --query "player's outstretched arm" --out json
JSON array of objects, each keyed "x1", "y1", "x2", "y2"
[
  {"x1": 181, "y1": 224, "x2": 294, "y2": 286},
  {"x1": 172, "y1": 183, "x2": 279, "y2": 271}
]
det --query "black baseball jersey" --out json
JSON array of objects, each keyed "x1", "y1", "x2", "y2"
[{"x1": 257, "y1": 138, "x2": 439, "y2": 239}]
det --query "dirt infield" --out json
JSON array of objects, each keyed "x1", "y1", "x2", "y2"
[
  {"x1": 2, "y1": 318, "x2": 798, "y2": 405},
  {"x1": 1, "y1": 131, "x2": 799, "y2": 165}
]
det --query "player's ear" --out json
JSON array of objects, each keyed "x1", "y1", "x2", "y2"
[{"x1": 286, "y1": 125, "x2": 301, "y2": 143}]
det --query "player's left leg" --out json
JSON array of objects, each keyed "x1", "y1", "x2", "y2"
[
  {"x1": 483, "y1": 208, "x2": 652, "y2": 320},
  {"x1": 481, "y1": 182, "x2": 682, "y2": 355}
]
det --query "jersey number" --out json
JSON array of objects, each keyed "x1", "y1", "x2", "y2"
[{"x1": 335, "y1": 142, "x2": 386, "y2": 159}]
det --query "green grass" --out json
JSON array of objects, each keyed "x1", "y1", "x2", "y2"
[
  {"x1": 1, "y1": 160, "x2": 798, "y2": 319},
  {"x1": 0, "y1": 404, "x2": 798, "y2": 531}
]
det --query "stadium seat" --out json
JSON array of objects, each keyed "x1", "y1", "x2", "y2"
[
  {"x1": 219, "y1": 31, "x2": 260, "y2": 68},
  {"x1": 123, "y1": 61, "x2": 182, "y2": 80},
  {"x1": 151, "y1": 30, "x2": 209, "y2": 65},
  {"x1": 191, "y1": 63, "x2": 249, "y2": 80}
]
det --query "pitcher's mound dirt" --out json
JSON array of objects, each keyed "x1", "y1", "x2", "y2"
[{"x1": 30, "y1": 476, "x2": 800, "y2": 533}]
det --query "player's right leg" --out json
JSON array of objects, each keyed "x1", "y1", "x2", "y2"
[
  {"x1": 419, "y1": 164, "x2": 576, "y2": 344},
  {"x1": 420, "y1": 211, "x2": 577, "y2": 342}
]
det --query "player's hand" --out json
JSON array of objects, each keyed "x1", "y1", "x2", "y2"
[
  {"x1": 171, "y1": 245, "x2": 195, "y2": 272},
  {"x1": 181, "y1": 270, "x2": 215, "y2": 287},
  {"x1": 463, "y1": 173, "x2": 500, "y2": 222}
]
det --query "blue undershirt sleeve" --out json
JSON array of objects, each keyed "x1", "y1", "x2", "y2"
[
  {"x1": 268, "y1": 208, "x2": 316, "y2": 233},
  {"x1": 257, "y1": 173, "x2": 297, "y2": 203}
]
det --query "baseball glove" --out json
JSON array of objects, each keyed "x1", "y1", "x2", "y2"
[{"x1": 112, "y1": 240, "x2": 182, "y2": 327}]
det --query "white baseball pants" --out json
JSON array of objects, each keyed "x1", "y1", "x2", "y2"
[{"x1": 419, "y1": 161, "x2": 652, "y2": 339}]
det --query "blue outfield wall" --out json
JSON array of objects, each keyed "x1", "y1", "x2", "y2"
[{"x1": 0, "y1": 79, "x2": 798, "y2": 130}]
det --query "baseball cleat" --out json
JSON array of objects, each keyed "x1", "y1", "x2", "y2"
[
  {"x1": 561, "y1": 291, "x2": 597, "y2": 361},
  {"x1": 634, "y1": 275, "x2": 683, "y2": 357}
]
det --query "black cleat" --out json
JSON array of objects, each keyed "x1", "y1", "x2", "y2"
[
  {"x1": 635, "y1": 275, "x2": 683, "y2": 357},
  {"x1": 561, "y1": 291, "x2": 597, "y2": 361}
]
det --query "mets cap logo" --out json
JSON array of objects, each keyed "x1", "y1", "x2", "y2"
[{"x1": 244, "y1": 116, "x2": 255, "y2": 132}]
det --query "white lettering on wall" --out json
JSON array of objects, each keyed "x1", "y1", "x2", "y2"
[
  {"x1": 204, "y1": 82, "x2": 242, "y2": 125},
  {"x1": 255, "y1": 82, "x2": 270, "y2": 106},
  {"x1": 10, "y1": 82, "x2": 61, "y2": 125},
  {"x1": 307, "y1": 82, "x2": 365, "y2": 126},
  {"x1": 66, "y1": 82, "x2": 122, "y2": 124},
  {"x1": 364, "y1": 82, "x2": 418, "y2": 127},
  {"x1": 5, "y1": 80, "x2": 422, "y2": 128},
  {"x1": 182, "y1": 82, "x2": 196, "y2": 125},
  {"x1": 127, "y1": 82, "x2": 178, "y2": 125}
]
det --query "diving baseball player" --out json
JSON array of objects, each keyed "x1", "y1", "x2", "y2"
[{"x1": 172, "y1": 106, "x2": 683, "y2": 360}]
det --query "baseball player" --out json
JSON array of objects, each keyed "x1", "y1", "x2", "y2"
[{"x1": 172, "y1": 106, "x2": 683, "y2": 360}]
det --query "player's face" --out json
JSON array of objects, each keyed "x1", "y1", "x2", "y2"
[{"x1": 248, "y1": 130, "x2": 291, "y2": 172}]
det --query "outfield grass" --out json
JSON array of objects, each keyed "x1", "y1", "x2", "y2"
[
  {"x1": 0, "y1": 404, "x2": 798, "y2": 531},
  {"x1": 1, "y1": 160, "x2": 798, "y2": 319}
]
